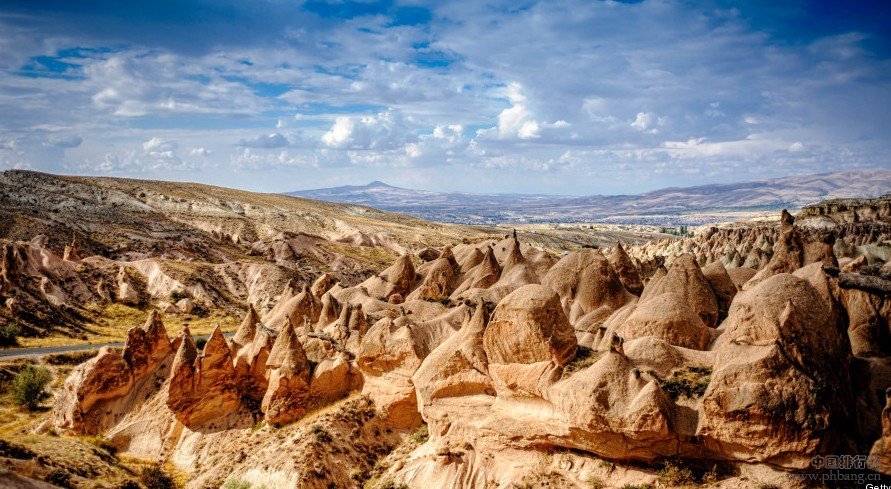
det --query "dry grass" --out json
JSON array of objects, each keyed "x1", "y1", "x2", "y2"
[
  {"x1": 321, "y1": 243, "x2": 400, "y2": 270},
  {"x1": 17, "y1": 303, "x2": 239, "y2": 349},
  {"x1": 562, "y1": 346, "x2": 604, "y2": 379}
]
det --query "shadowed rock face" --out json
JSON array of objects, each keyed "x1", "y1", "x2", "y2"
[
  {"x1": 167, "y1": 326, "x2": 240, "y2": 427},
  {"x1": 608, "y1": 241, "x2": 644, "y2": 295},
  {"x1": 54, "y1": 347, "x2": 134, "y2": 434},
  {"x1": 610, "y1": 292, "x2": 711, "y2": 350},
  {"x1": 410, "y1": 247, "x2": 459, "y2": 301},
  {"x1": 123, "y1": 310, "x2": 173, "y2": 379},
  {"x1": 641, "y1": 253, "x2": 719, "y2": 328},
  {"x1": 231, "y1": 304, "x2": 260, "y2": 350},
  {"x1": 543, "y1": 249, "x2": 635, "y2": 328}
]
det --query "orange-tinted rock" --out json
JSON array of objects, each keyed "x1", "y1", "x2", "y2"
[
  {"x1": 122, "y1": 310, "x2": 173, "y2": 379},
  {"x1": 54, "y1": 347, "x2": 134, "y2": 434},
  {"x1": 608, "y1": 242, "x2": 644, "y2": 295},
  {"x1": 262, "y1": 319, "x2": 311, "y2": 425}
]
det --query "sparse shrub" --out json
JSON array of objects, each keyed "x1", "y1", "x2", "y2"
[
  {"x1": 310, "y1": 424, "x2": 332, "y2": 443},
  {"x1": 658, "y1": 365, "x2": 711, "y2": 399},
  {"x1": 410, "y1": 424, "x2": 429, "y2": 443},
  {"x1": 657, "y1": 459, "x2": 695, "y2": 485},
  {"x1": 586, "y1": 475, "x2": 604, "y2": 489},
  {"x1": 170, "y1": 290, "x2": 186, "y2": 302},
  {"x1": 87, "y1": 436, "x2": 118, "y2": 456},
  {"x1": 0, "y1": 322, "x2": 19, "y2": 346},
  {"x1": 222, "y1": 479, "x2": 253, "y2": 489},
  {"x1": 701, "y1": 464, "x2": 720, "y2": 484},
  {"x1": 140, "y1": 465, "x2": 176, "y2": 489},
  {"x1": 562, "y1": 346, "x2": 601, "y2": 378},
  {"x1": 45, "y1": 469, "x2": 72, "y2": 488},
  {"x1": 379, "y1": 480, "x2": 408, "y2": 489},
  {"x1": 8, "y1": 365, "x2": 52, "y2": 410},
  {"x1": 115, "y1": 481, "x2": 140, "y2": 489}
]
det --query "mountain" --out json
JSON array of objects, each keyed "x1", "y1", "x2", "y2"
[{"x1": 289, "y1": 169, "x2": 891, "y2": 225}]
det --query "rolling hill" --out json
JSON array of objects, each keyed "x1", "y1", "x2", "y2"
[{"x1": 289, "y1": 169, "x2": 891, "y2": 225}]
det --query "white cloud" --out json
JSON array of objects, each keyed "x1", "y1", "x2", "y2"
[
  {"x1": 477, "y1": 82, "x2": 571, "y2": 141},
  {"x1": 0, "y1": 0, "x2": 888, "y2": 193},
  {"x1": 231, "y1": 148, "x2": 321, "y2": 170},
  {"x1": 142, "y1": 137, "x2": 177, "y2": 153},
  {"x1": 630, "y1": 112, "x2": 664, "y2": 133},
  {"x1": 321, "y1": 110, "x2": 409, "y2": 150},
  {"x1": 237, "y1": 133, "x2": 290, "y2": 148}
]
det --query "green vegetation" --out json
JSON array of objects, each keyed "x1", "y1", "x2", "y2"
[
  {"x1": 562, "y1": 346, "x2": 602, "y2": 378},
  {"x1": 586, "y1": 475, "x2": 604, "y2": 488},
  {"x1": 222, "y1": 479, "x2": 256, "y2": 489},
  {"x1": 0, "y1": 322, "x2": 19, "y2": 347},
  {"x1": 140, "y1": 465, "x2": 177, "y2": 489},
  {"x1": 659, "y1": 225, "x2": 693, "y2": 237},
  {"x1": 8, "y1": 365, "x2": 52, "y2": 410},
  {"x1": 310, "y1": 424, "x2": 333, "y2": 443},
  {"x1": 657, "y1": 459, "x2": 695, "y2": 485},
  {"x1": 658, "y1": 365, "x2": 711, "y2": 400},
  {"x1": 410, "y1": 424, "x2": 429, "y2": 444}
]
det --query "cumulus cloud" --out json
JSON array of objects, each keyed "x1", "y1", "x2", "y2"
[
  {"x1": 237, "y1": 133, "x2": 290, "y2": 148},
  {"x1": 475, "y1": 83, "x2": 571, "y2": 142},
  {"x1": 404, "y1": 124, "x2": 467, "y2": 163},
  {"x1": 321, "y1": 110, "x2": 410, "y2": 150},
  {"x1": 630, "y1": 112, "x2": 664, "y2": 133},
  {"x1": 231, "y1": 148, "x2": 321, "y2": 170},
  {"x1": 71, "y1": 137, "x2": 210, "y2": 173}
]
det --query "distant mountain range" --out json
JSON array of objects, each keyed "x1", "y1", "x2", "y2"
[{"x1": 287, "y1": 169, "x2": 891, "y2": 225}]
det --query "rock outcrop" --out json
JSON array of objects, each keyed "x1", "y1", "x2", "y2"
[
  {"x1": 698, "y1": 273, "x2": 853, "y2": 468},
  {"x1": 167, "y1": 326, "x2": 241, "y2": 427},
  {"x1": 262, "y1": 318, "x2": 312, "y2": 426},
  {"x1": 608, "y1": 242, "x2": 644, "y2": 295},
  {"x1": 641, "y1": 253, "x2": 719, "y2": 328},
  {"x1": 483, "y1": 284, "x2": 577, "y2": 366}
]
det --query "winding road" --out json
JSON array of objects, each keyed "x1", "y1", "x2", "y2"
[{"x1": 0, "y1": 332, "x2": 234, "y2": 361}]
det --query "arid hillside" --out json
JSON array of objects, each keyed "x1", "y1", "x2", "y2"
[{"x1": 0, "y1": 170, "x2": 498, "y2": 344}]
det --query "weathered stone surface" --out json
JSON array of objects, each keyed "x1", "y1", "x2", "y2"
[
  {"x1": 167, "y1": 326, "x2": 240, "y2": 427},
  {"x1": 698, "y1": 273, "x2": 853, "y2": 468},
  {"x1": 54, "y1": 347, "x2": 134, "y2": 434},
  {"x1": 262, "y1": 319, "x2": 311, "y2": 425},
  {"x1": 543, "y1": 249, "x2": 636, "y2": 326},
  {"x1": 641, "y1": 253, "x2": 719, "y2": 328},
  {"x1": 702, "y1": 260, "x2": 737, "y2": 323},
  {"x1": 609, "y1": 292, "x2": 711, "y2": 350},
  {"x1": 608, "y1": 242, "x2": 644, "y2": 295},
  {"x1": 122, "y1": 310, "x2": 173, "y2": 379},
  {"x1": 483, "y1": 284, "x2": 577, "y2": 366}
]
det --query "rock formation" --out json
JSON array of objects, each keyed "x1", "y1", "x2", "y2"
[
  {"x1": 262, "y1": 318, "x2": 312, "y2": 426},
  {"x1": 167, "y1": 326, "x2": 240, "y2": 427}
]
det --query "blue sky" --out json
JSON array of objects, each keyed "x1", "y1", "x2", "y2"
[{"x1": 0, "y1": 0, "x2": 889, "y2": 194}]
